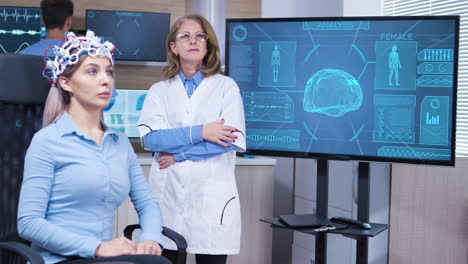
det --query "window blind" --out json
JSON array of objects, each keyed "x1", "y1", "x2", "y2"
[{"x1": 383, "y1": 0, "x2": 468, "y2": 156}]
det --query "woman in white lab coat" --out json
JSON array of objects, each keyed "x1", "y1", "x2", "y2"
[{"x1": 138, "y1": 14, "x2": 246, "y2": 264}]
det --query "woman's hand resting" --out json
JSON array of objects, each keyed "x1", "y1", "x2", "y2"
[
  {"x1": 95, "y1": 237, "x2": 137, "y2": 257},
  {"x1": 159, "y1": 152, "x2": 176, "y2": 169},
  {"x1": 136, "y1": 240, "x2": 162, "y2": 255},
  {"x1": 95, "y1": 237, "x2": 162, "y2": 257}
]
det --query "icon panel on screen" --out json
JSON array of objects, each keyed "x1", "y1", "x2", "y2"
[
  {"x1": 258, "y1": 41, "x2": 297, "y2": 88},
  {"x1": 103, "y1": 89, "x2": 148, "y2": 138},
  {"x1": 227, "y1": 17, "x2": 457, "y2": 164}
]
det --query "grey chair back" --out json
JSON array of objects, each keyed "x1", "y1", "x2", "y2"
[{"x1": 0, "y1": 53, "x2": 50, "y2": 264}]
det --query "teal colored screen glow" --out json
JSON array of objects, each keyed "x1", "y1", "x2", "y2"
[
  {"x1": 226, "y1": 17, "x2": 458, "y2": 165},
  {"x1": 103, "y1": 89, "x2": 147, "y2": 138},
  {"x1": 0, "y1": 6, "x2": 44, "y2": 54},
  {"x1": 85, "y1": 10, "x2": 170, "y2": 61}
]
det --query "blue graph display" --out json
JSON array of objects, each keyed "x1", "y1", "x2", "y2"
[
  {"x1": 0, "y1": 6, "x2": 44, "y2": 53},
  {"x1": 226, "y1": 17, "x2": 458, "y2": 165},
  {"x1": 103, "y1": 89, "x2": 148, "y2": 138},
  {"x1": 85, "y1": 10, "x2": 170, "y2": 61}
]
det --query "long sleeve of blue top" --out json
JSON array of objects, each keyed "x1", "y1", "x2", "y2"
[
  {"x1": 172, "y1": 141, "x2": 235, "y2": 162},
  {"x1": 17, "y1": 112, "x2": 163, "y2": 264},
  {"x1": 141, "y1": 125, "x2": 233, "y2": 162},
  {"x1": 141, "y1": 125, "x2": 203, "y2": 153}
]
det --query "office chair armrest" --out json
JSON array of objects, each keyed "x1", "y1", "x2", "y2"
[
  {"x1": 124, "y1": 224, "x2": 187, "y2": 264},
  {"x1": 161, "y1": 226, "x2": 188, "y2": 250},
  {"x1": 0, "y1": 241, "x2": 45, "y2": 264},
  {"x1": 123, "y1": 224, "x2": 187, "y2": 250}
]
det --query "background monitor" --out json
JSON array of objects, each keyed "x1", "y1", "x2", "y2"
[
  {"x1": 85, "y1": 9, "x2": 170, "y2": 62},
  {"x1": 0, "y1": 6, "x2": 44, "y2": 54},
  {"x1": 103, "y1": 89, "x2": 147, "y2": 138},
  {"x1": 226, "y1": 16, "x2": 459, "y2": 166}
]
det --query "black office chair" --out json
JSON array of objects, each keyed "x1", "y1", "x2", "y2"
[{"x1": 0, "y1": 53, "x2": 187, "y2": 264}]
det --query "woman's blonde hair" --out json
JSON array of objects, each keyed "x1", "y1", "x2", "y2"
[
  {"x1": 163, "y1": 14, "x2": 221, "y2": 79},
  {"x1": 41, "y1": 53, "x2": 86, "y2": 127}
]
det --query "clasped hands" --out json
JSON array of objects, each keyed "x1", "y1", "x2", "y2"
[
  {"x1": 95, "y1": 237, "x2": 162, "y2": 257},
  {"x1": 158, "y1": 119, "x2": 238, "y2": 169}
]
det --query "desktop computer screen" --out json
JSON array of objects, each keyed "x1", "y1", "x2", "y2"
[
  {"x1": 103, "y1": 89, "x2": 147, "y2": 138},
  {"x1": 85, "y1": 9, "x2": 170, "y2": 62},
  {"x1": 0, "y1": 6, "x2": 44, "y2": 53}
]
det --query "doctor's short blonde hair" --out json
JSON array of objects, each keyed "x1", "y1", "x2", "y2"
[{"x1": 163, "y1": 14, "x2": 221, "y2": 79}]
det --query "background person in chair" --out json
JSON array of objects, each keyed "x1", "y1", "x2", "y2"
[
  {"x1": 19, "y1": 0, "x2": 74, "y2": 56},
  {"x1": 17, "y1": 30, "x2": 169, "y2": 264},
  {"x1": 138, "y1": 14, "x2": 246, "y2": 264}
]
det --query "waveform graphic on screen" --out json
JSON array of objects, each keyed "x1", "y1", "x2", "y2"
[
  {"x1": 247, "y1": 128, "x2": 300, "y2": 149},
  {"x1": 417, "y1": 75, "x2": 452, "y2": 87},
  {"x1": 0, "y1": 29, "x2": 41, "y2": 35},
  {"x1": 0, "y1": 6, "x2": 43, "y2": 54},
  {"x1": 248, "y1": 133, "x2": 299, "y2": 143},
  {"x1": 0, "y1": 8, "x2": 40, "y2": 22},
  {"x1": 226, "y1": 16, "x2": 458, "y2": 165},
  {"x1": 377, "y1": 146, "x2": 450, "y2": 160}
]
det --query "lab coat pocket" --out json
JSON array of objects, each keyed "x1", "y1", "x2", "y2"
[
  {"x1": 203, "y1": 182, "x2": 240, "y2": 227},
  {"x1": 220, "y1": 196, "x2": 239, "y2": 226}
]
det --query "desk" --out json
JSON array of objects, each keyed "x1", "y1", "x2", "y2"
[
  {"x1": 114, "y1": 153, "x2": 276, "y2": 264},
  {"x1": 261, "y1": 217, "x2": 388, "y2": 238}
]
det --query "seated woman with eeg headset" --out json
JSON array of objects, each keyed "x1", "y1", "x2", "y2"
[{"x1": 17, "y1": 30, "x2": 170, "y2": 264}]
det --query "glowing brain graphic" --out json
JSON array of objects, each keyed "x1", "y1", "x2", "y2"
[{"x1": 303, "y1": 69, "x2": 362, "y2": 118}]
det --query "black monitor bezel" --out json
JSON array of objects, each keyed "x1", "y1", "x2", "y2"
[
  {"x1": 225, "y1": 15, "x2": 460, "y2": 166},
  {"x1": 84, "y1": 9, "x2": 170, "y2": 62}
]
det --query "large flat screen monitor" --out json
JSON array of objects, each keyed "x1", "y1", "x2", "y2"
[
  {"x1": 85, "y1": 9, "x2": 170, "y2": 62},
  {"x1": 103, "y1": 89, "x2": 147, "y2": 138},
  {"x1": 226, "y1": 16, "x2": 459, "y2": 166},
  {"x1": 0, "y1": 6, "x2": 44, "y2": 54}
]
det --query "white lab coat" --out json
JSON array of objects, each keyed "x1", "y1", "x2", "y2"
[{"x1": 138, "y1": 74, "x2": 246, "y2": 254}]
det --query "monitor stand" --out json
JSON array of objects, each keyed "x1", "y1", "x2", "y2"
[
  {"x1": 315, "y1": 159, "x2": 372, "y2": 264},
  {"x1": 315, "y1": 159, "x2": 329, "y2": 264}
]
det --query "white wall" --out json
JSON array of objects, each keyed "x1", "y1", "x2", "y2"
[
  {"x1": 193, "y1": 0, "x2": 227, "y2": 64},
  {"x1": 262, "y1": 0, "x2": 296, "y2": 17},
  {"x1": 390, "y1": 159, "x2": 468, "y2": 264},
  {"x1": 343, "y1": 0, "x2": 382, "y2": 16},
  {"x1": 264, "y1": 0, "x2": 382, "y2": 18},
  {"x1": 262, "y1": 0, "x2": 344, "y2": 18}
]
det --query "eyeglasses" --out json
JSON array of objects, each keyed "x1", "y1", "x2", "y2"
[{"x1": 175, "y1": 32, "x2": 209, "y2": 42}]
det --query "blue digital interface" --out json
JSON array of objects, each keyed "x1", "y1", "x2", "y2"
[
  {"x1": 226, "y1": 17, "x2": 458, "y2": 165},
  {"x1": 103, "y1": 89, "x2": 147, "y2": 138},
  {"x1": 86, "y1": 10, "x2": 170, "y2": 61},
  {"x1": 0, "y1": 6, "x2": 44, "y2": 53}
]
